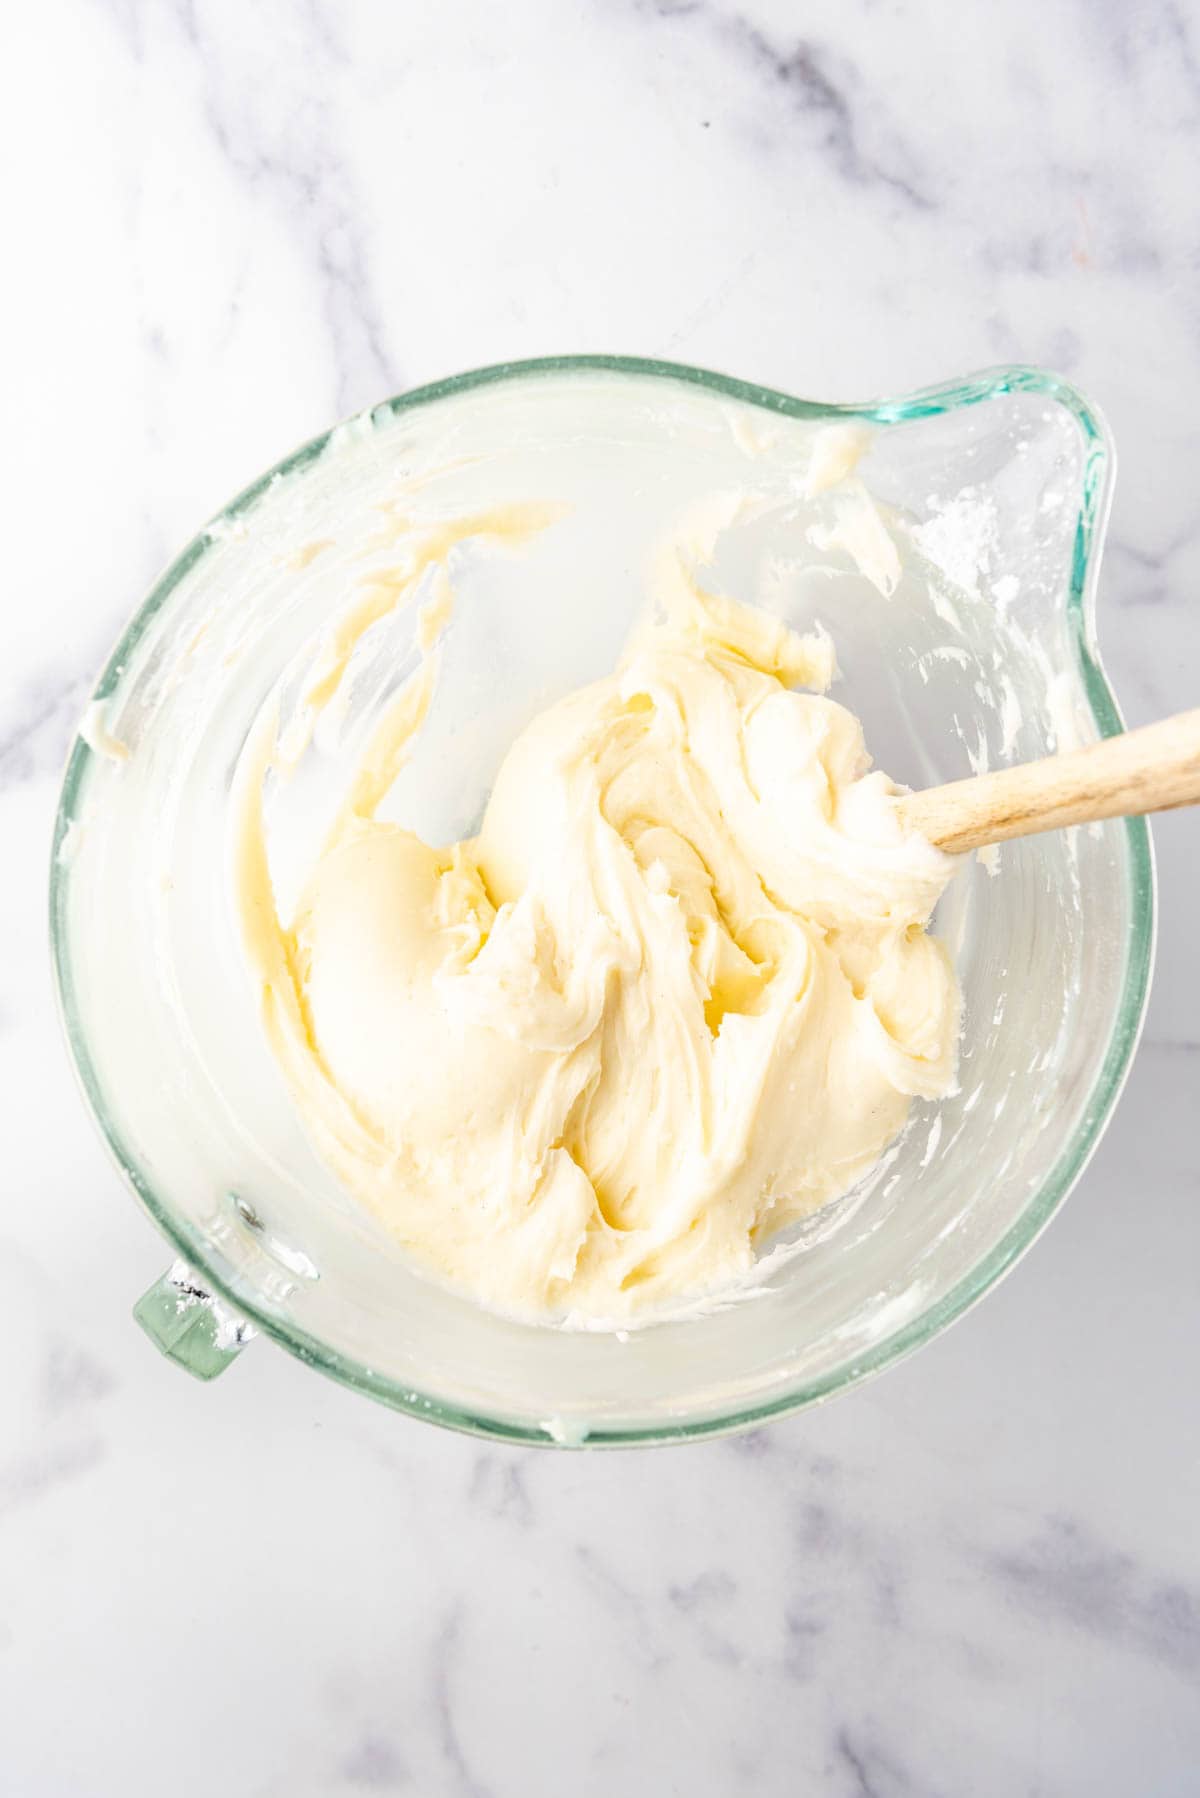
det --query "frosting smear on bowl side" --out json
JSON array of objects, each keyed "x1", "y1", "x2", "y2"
[{"x1": 232, "y1": 503, "x2": 961, "y2": 1322}]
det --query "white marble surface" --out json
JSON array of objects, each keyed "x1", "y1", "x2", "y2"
[{"x1": 3, "y1": 2, "x2": 1199, "y2": 1791}]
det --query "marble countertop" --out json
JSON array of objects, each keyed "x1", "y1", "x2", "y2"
[{"x1": 4, "y1": 3, "x2": 1199, "y2": 1792}]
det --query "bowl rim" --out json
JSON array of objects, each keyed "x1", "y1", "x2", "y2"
[{"x1": 49, "y1": 354, "x2": 1156, "y2": 1446}]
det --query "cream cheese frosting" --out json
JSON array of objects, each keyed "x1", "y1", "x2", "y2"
[{"x1": 232, "y1": 502, "x2": 961, "y2": 1321}]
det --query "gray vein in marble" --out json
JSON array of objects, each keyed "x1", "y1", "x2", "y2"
[
  {"x1": 339, "y1": 1731, "x2": 408, "y2": 1791},
  {"x1": 1098, "y1": 0, "x2": 1200, "y2": 124},
  {"x1": 647, "y1": 0, "x2": 1200, "y2": 288},
  {"x1": 99, "y1": 0, "x2": 151, "y2": 60},
  {"x1": 782, "y1": 1601, "x2": 828, "y2": 1682},
  {"x1": 431, "y1": 1607, "x2": 494, "y2": 1798},
  {"x1": 1106, "y1": 519, "x2": 1200, "y2": 608},
  {"x1": 118, "y1": 1, "x2": 397, "y2": 416},
  {"x1": 634, "y1": 0, "x2": 934, "y2": 209},
  {"x1": 0, "y1": 663, "x2": 100, "y2": 788},
  {"x1": 467, "y1": 1452, "x2": 534, "y2": 1528},
  {"x1": 667, "y1": 1570, "x2": 741, "y2": 1666},
  {"x1": 723, "y1": 21, "x2": 935, "y2": 211},
  {"x1": 983, "y1": 1515, "x2": 1200, "y2": 1676},
  {"x1": 871, "y1": 1565, "x2": 904, "y2": 1632},
  {"x1": 833, "y1": 1727, "x2": 883, "y2": 1798},
  {"x1": 832, "y1": 1723, "x2": 929, "y2": 1798},
  {"x1": 794, "y1": 1494, "x2": 841, "y2": 1554},
  {"x1": 575, "y1": 1542, "x2": 669, "y2": 1671},
  {"x1": 297, "y1": 0, "x2": 351, "y2": 67},
  {"x1": 1106, "y1": 536, "x2": 1172, "y2": 607},
  {"x1": 0, "y1": 1436, "x2": 105, "y2": 1517},
  {"x1": 726, "y1": 1422, "x2": 775, "y2": 1459},
  {"x1": 40, "y1": 1339, "x2": 117, "y2": 1415},
  {"x1": 175, "y1": 0, "x2": 202, "y2": 46}
]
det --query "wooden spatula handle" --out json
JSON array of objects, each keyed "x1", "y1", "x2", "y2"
[{"x1": 896, "y1": 708, "x2": 1200, "y2": 855}]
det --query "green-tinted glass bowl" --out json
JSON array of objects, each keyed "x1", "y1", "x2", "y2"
[{"x1": 50, "y1": 356, "x2": 1154, "y2": 1445}]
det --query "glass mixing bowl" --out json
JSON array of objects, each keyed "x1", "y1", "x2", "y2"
[{"x1": 50, "y1": 357, "x2": 1153, "y2": 1445}]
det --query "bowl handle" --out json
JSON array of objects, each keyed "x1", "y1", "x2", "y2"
[{"x1": 133, "y1": 1259, "x2": 256, "y2": 1380}]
